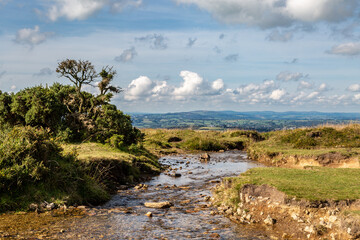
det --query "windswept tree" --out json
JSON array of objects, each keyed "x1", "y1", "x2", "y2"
[
  {"x1": 98, "y1": 66, "x2": 122, "y2": 96},
  {"x1": 56, "y1": 59, "x2": 97, "y2": 112}
]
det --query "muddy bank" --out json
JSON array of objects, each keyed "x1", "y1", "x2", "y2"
[
  {"x1": 213, "y1": 181, "x2": 360, "y2": 239},
  {"x1": 247, "y1": 150, "x2": 360, "y2": 168}
]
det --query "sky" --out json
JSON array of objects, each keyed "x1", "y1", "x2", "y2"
[{"x1": 1, "y1": 0, "x2": 360, "y2": 113}]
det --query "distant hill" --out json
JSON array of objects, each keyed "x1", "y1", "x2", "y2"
[{"x1": 129, "y1": 111, "x2": 360, "y2": 131}]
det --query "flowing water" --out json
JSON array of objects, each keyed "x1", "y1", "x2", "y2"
[{"x1": 0, "y1": 151, "x2": 270, "y2": 239}]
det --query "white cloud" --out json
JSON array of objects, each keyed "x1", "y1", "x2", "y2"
[
  {"x1": 10, "y1": 85, "x2": 17, "y2": 91},
  {"x1": 124, "y1": 76, "x2": 155, "y2": 101},
  {"x1": 298, "y1": 80, "x2": 314, "y2": 90},
  {"x1": 318, "y1": 83, "x2": 330, "y2": 92},
  {"x1": 114, "y1": 47, "x2": 137, "y2": 63},
  {"x1": 269, "y1": 89, "x2": 286, "y2": 100},
  {"x1": 47, "y1": 0, "x2": 142, "y2": 21},
  {"x1": 124, "y1": 71, "x2": 225, "y2": 101},
  {"x1": 14, "y1": 26, "x2": 53, "y2": 47},
  {"x1": 327, "y1": 42, "x2": 360, "y2": 56},
  {"x1": 347, "y1": 83, "x2": 360, "y2": 92},
  {"x1": 212, "y1": 79, "x2": 224, "y2": 91},
  {"x1": 176, "y1": 0, "x2": 359, "y2": 28},
  {"x1": 276, "y1": 71, "x2": 307, "y2": 82},
  {"x1": 354, "y1": 93, "x2": 360, "y2": 100}
]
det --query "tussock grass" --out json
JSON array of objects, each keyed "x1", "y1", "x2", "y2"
[
  {"x1": 228, "y1": 167, "x2": 360, "y2": 201},
  {"x1": 142, "y1": 129, "x2": 262, "y2": 155},
  {"x1": 248, "y1": 124, "x2": 360, "y2": 159}
]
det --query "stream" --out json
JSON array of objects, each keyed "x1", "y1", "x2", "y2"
[{"x1": 0, "y1": 151, "x2": 270, "y2": 239}]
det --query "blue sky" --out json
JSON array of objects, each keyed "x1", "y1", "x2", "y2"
[{"x1": 1, "y1": 0, "x2": 360, "y2": 113}]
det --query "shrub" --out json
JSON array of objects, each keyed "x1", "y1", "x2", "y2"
[{"x1": 0, "y1": 126, "x2": 109, "y2": 211}]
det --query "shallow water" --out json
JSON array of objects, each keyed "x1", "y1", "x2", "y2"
[{"x1": 0, "y1": 151, "x2": 270, "y2": 239}]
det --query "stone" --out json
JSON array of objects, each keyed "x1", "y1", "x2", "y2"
[
  {"x1": 144, "y1": 201, "x2": 173, "y2": 209},
  {"x1": 170, "y1": 172, "x2": 181, "y2": 178},
  {"x1": 291, "y1": 212, "x2": 298, "y2": 221},
  {"x1": 29, "y1": 203, "x2": 38, "y2": 211},
  {"x1": 264, "y1": 215, "x2": 275, "y2": 225},
  {"x1": 328, "y1": 215, "x2": 337, "y2": 223},
  {"x1": 200, "y1": 153, "x2": 210, "y2": 162},
  {"x1": 46, "y1": 203, "x2": 56, "y2": 211},
  {"x1": 146, "y1": 212, "x2": 153, "y2": 217},
  {"x1": 304, "y1": 225, "x2": 314, "y2": 234}
]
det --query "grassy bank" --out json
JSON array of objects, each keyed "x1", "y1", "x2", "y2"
[
  {"x1": 142, "y1": 129, "x2": 263, "y2": 155},
  {"x1": 247, "y1": 124, "x2": 360, "y2": 165},
  {"x1": 0, "y1": 126, "x2": 161, "y2": 212},
  {"x1": 215, "y1": 167, "x2": 360, "y2": 209}
]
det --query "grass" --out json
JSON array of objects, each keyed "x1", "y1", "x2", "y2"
[
  {"x1": 228, "y1": 167, "x2": 360, "y2": 201},
  {"x1": 247, "y1": 124, "x2": 360, "y2": 160},
  {"x1": 62, "y1": 143, "x2": 162, "y2": 190},
  {"x1": 142, "y1": 129, "x2": 262, "y2": 155}
]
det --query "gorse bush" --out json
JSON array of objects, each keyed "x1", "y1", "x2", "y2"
[
  {"x1": 0, "y1": 83, "x2": 141, "y2": 145},
  {"x1": 0, "y1": 126, "x2": 109, "y2": 211}
]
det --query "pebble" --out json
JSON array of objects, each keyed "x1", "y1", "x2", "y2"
[{"x1": 145, "y1": 212, "x2": 153, "y2": 217}]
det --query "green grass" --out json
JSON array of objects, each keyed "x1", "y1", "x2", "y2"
[
  {"x1": 142, "y1": 129, "x2": 262, "y2": 155},
  {"x1": 229, "y1": 167, "x2": 360, "y2": 201},
  {"x1": 248, "y1": 124, "x2": 360, "y2": 160}
]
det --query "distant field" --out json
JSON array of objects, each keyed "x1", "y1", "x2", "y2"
[{"x1": 130, "y1": 111, "x2": 360, "y2": 131}]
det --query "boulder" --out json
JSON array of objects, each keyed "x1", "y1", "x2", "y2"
[
  {"x1": 264, "y1": 215, "x2": 276, "y2": 225},
  {"x1": 200, "y1": 153, "x2": 211, "y2": 162},
  {"x1": 144, "y1": 201, "x2": 173, "y2": 209}
]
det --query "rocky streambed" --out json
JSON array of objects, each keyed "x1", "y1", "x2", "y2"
[{"x1": 0, "y1": 151, "x2": 273, "y2": 239}]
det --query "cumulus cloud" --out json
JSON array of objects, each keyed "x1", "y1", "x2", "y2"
[
  {"x1": 326, "y1": 42, "x2": 360, "y2": 56},
  {"x1": 47, "y1": 0, "x2": 142, "y2": 21},
  {"x1": 318, "y1": 83, "x2": 330, "y2": 92},
  {"x1": 176, "y1": 0, "x2": 359, "y2": 29},
  {"x1": 124, "y1": 76, "x2": 156, "y2": 101},
  {"x1": 298, "y1": 80, "x2": 314, "y2": 90},
  {"x1": 224, "y1": 54, "x2": 239, "y2": 62},
  {"x1": 187, "y1": 38, "x2": 197, "y2": 47},
  {"x1": 276, "y1": 71, "x2": 307, "y2": 82},
  {"x1": 124, "y1": 71, "x2": 225, "y2": 101},
  {"x1": 135, "y1": 34, "x2": 168, "y2": 50},
  {"x1": 347, "y1": 83, "x2": 360, "y2": 92},
  {"x1": 266, "y1": 29, "x2": 293, "y2": 42},
  {"x1": 33, "y1": 67, "x2": 53, "y2": 77},
  {"x1": 10, "y1": 85, "x2": 17, "y2": 91},
  {"x1": 14, "y1": 26, "x2": 53, "y2": 47},
  {"x1": 114, "y1": 47, "x2": 137, "y2": 63},
  {"x1": 269, "y1": 89, "x2": 286, "y2": 100}
]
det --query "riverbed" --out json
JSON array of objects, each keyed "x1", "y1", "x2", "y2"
[{"x1": 0, "y1": 151, "x2": 270, "y2": 239}]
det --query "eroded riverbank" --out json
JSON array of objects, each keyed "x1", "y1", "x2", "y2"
[{"x1": 0, "y1": 151, "x2": 272, "y2": 239}]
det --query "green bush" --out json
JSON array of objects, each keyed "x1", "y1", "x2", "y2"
[{"x1": 0, "y1": 126, "x2": 109, "y2": 211}]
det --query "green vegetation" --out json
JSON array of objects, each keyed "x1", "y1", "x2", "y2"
[
  {"x1": 248, "y1": 124, "x2": 360, "y2": 161},
  {"x1": 142, "y1": 129, "x2": 263, "y2": 155},
  {"x1": 0, "y1": 59, "x2": 159, "y2": 212},
  {"x1": 0, "y1": 126, "x2": 109, "y2": 212},
  {"x1": 216, "y1": 167, "x2": 360, "y2": 208}
]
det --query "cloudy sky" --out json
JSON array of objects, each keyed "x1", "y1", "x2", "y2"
[{"x1": 1, "y1": 0, "x2": 360, "y2": 113}]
